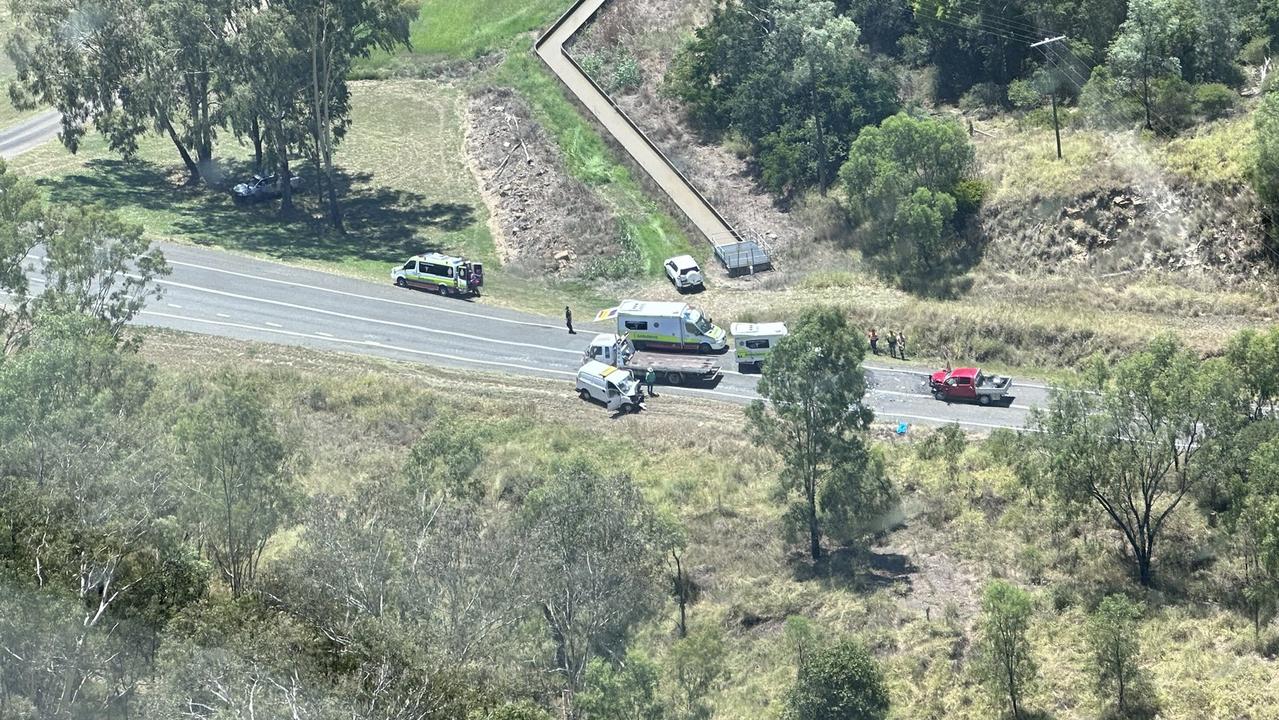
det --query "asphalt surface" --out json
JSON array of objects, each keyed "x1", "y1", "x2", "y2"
[
  {"x1": 536, "y1": 0, "x2": 741, "y2": 248},
  {"x1": 25, "y1": 243, "x2": 1051, "y2": 432},
  {"x1": 0, "y1": 101, "x2": 1051, "y2": 433},
  {"x1": 0, "y1": 110, "x2": 60, "y2": 159}
]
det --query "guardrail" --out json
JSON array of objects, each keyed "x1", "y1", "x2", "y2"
[{"x1": 534, "y1": 0, "x2": 772, "y2": 273}]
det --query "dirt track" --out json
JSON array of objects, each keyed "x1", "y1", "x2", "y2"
[{"x1": 535, "y1": 0, "x2": 742, "y2": 251}]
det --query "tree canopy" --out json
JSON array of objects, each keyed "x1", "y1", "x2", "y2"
[
  {"x1": 668, "y1": 0, "x2": 898, "y2": 194},
  {"x1": 746, "y1": 306, "x2": 891, "y2": 561},
  {"x1": 840, "y1": 112, "x2": 980, "y2": 293}
]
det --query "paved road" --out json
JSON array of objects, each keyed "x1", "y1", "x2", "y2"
[
  {"x1": 536, "y1": 0, "x2": 742, "y2": 248},
  {"x1": 25, "y1": 243, "x2": 1050, "y2": 432},
  {"x1": 0, "y1": 109, "x2": 60, "y2": 160}
]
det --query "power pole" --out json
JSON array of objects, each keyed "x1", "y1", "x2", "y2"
[{"x1": 1031, "y1": 35, "x2": 1067, "y2": 161}]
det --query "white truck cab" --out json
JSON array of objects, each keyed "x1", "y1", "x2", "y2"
[
  {"x1": 576, "y1": 360, "x2": 644, "y2": 413},
  {"x1": 731, "y1": 322, "x2": 788, "y2": 372},
  {"x1": 664, "y1": 255, "x2": 705, "y2": 292}
]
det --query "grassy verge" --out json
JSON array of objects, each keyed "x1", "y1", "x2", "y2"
[
  {"x1": 141, "y1": 328, "x2": 1279, "y2": 720},
  {"x1": 488, "y1": 47, "x2": 700, "y2": 274}
]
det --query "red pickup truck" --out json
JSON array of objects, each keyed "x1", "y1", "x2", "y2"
[{"x1": 930, "y1": 367, "x2": 1014, "y2": 406}]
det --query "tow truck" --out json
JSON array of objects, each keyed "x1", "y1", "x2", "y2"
[
  {"x1": 930, "y1": 367, "x2": 1014, "y2": 406},
  {"x1": 584, "y1": 333, "x2": 721, "y2": 386}
]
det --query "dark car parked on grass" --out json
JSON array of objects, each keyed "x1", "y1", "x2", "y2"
[{"x1": 231, "y1": 174, "x2": 303, "y2": 205}]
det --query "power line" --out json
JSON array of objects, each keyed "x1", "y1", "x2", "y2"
[{"x1": 916, "y1": 1, "x2": 1279, "y2": 267}]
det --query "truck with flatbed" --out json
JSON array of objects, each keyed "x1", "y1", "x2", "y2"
[
  {"x1": 929, "y1": 367, "x2": 1014, "y2": 406},
  {"x1": 584, "y1": 333, "x2": 721, "y2": 385}
]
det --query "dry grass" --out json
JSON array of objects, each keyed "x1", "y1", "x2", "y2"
[{"x1": 137, "y1": 328, "x2": 1279, "y2": 720}]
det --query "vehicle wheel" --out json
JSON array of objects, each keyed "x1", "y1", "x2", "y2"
[
  {"x1": 395, "y1": 277, "x2": 407, "y2": 288},
  {"x1": 578, "y1": 389, "x2": 590, "y2": 401},
  {"x1": 979, "y1": 395, "x2": 992, "y2": 406},
  {"x1": 698, "y1": 343, "x2": 711, "y2": 355},
  {"x1": 933, "y1": 389, "x2": 945, "y2": 401},
  {"x1": 667, "y1": 372, "x2": 683, "y2": 386}
]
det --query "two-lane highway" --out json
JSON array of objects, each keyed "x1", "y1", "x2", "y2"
[{"x1": 26, "y1": 243, "x2": 1051, "y2": 431}]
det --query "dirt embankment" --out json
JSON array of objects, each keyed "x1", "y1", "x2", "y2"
[
  {"x1": 570, "y1": 0, "x2": 805, "y2": 257},
  {"x1": 980, "y1": 180, "x2": 1275, "y2": 283},
  {"x1": 464, "y1": 88, "x2": 620, "y2": 276}
]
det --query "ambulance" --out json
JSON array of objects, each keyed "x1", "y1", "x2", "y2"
[
  {"x1": 391, "y1": 253, "x2": 484, "y2": 297},
  {"x1": 601, "y1": 300, "x2": 727, "y2": 354},
  {"x1": 731, "y1": 322, "x2": 788, "y2": 373}
]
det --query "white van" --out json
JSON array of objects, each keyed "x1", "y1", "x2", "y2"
[
  {"x1": 731, "y1": 322, "x2": 788, "y2": 373},
  {"x1": 614, "y1": 300, "x2": 727, "y2": 353},
  {"x1": 576, "y1": 360, "x2": 645, "y2": 413},
  {"x1": 391, "y1": 253, "x2": 484, "y2": 297}
]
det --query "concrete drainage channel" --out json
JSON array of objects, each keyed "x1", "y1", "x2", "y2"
[{"x1": 535, "y1": 0, "x2": 773, "y2": 277}]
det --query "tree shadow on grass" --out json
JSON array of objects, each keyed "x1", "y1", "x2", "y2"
[
  {"x1": 36, "y1": 157, "x2": 481, "y2": 267},
  {"x1": 790, "y1": 546, "x2": 918, "y2": 596}
]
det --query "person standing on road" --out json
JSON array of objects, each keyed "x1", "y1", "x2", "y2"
[
  {"x1": 887, "y1": 330, "x2": 898, "y2": 359},
  {"x1": 897, "y1": 330, "x2": 907, "y2": 360},
  {"x1": 645, "y1": 367, "x2": 657, "y2": 397},
  {"x1": 565, "y1": 306, "x2": 575, "y2": 335},
  {"x1": 868, "y1": 328, "x2": 879, "y2": 355}
]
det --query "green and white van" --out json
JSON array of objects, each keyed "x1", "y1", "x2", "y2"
[
  {"x1": 391, "y1": 253, "x2": 484, "y2": 297},
  {"x1": 731, "y1": 322, "x2": 788, "y2": 373},
  {"x1": 614, "y1": 300, "x2": 727, "y2": 354}
]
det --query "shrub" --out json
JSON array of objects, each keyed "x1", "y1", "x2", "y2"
[
  {"x1": 1239, "y1": 35, "x2": 1272, "y2": 67},
  {"x1": 580, "y1": 46, "x2": 643, "y2": 94},
  {"x1": 784, "y1": 639, "x2": 890, "y2": 720},
  {"x1": 960, "y1": 82, "x2": 1004, "y2": 118},
  {"x1": 1193, "y1": 83, "x2": 1237, "y2": 120},
  {"x1": 1007, "y1": 79, "x2": 1042, "y2": 110},
  {"x1": 1151, "y1": 76, "x2": 1195, "y2": 132}
]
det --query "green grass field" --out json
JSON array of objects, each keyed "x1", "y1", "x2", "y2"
[
  {"x1": 12, "y1": 80, "x2": 491, "y2": 279},
  {"x1": 409, "y1": 0, "x2": 567, "y2": 58}
]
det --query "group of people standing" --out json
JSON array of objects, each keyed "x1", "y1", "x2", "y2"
[{"x1": 867, "y1": 328, "x2": 907, "y2": 360}]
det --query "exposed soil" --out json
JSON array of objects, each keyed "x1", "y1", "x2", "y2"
[
  {"x1": 570, "y1": 0, "x2": 805, "y2": 258},
  {"x1": 464, "y1": 87, "x2": 620, "y2": 276},
  {"x1": 980, "y1": 173, "x2": 1277, "y2": 284}
]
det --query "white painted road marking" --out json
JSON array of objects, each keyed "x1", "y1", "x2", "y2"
[
  {"x1": 265, "y1": 321, "x2": 283, "y2": 328},
  {"x1": 139, "y1": 310, "x2": 1029, "y2": 431},
  {"x1": 165, "y1": 258, "x2": 562, "y2": 330},
  {"x1": 153, "y1": 277, "x2": 585, "y2": 358}
]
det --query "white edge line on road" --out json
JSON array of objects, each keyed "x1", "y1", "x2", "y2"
[
  {"x1": 153, "y1": 277, "x2": 585, "y2": 358},
  {"x1": 143, "y1": 311, "x2": 578, "y2": 378},
  {"x1": 27, "y1": 253, "x2": 1059, "y2": 393},
  {"x1": 140, "y1": 311, "x2": 769, "y2": 404},
  {"x1": 164, "y1": 258, "x2": 562, "y2": 330},
  {"x1": 871, "y1": 386, "x2": 1034, "y2": 411},
  {"x1": 879, "y1": 411, "x2": 1037, "y2": 433},
  {"x1": 864, "y1": 363, "x2": 1053, "y2": 391},
  {"x1": 142, "y1": 311, "x2": 1028, "y2": 426}
]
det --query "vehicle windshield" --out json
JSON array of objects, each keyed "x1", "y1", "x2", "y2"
[{"x1": 686, "y1": 309, "x2": 713, "y2": 335}]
